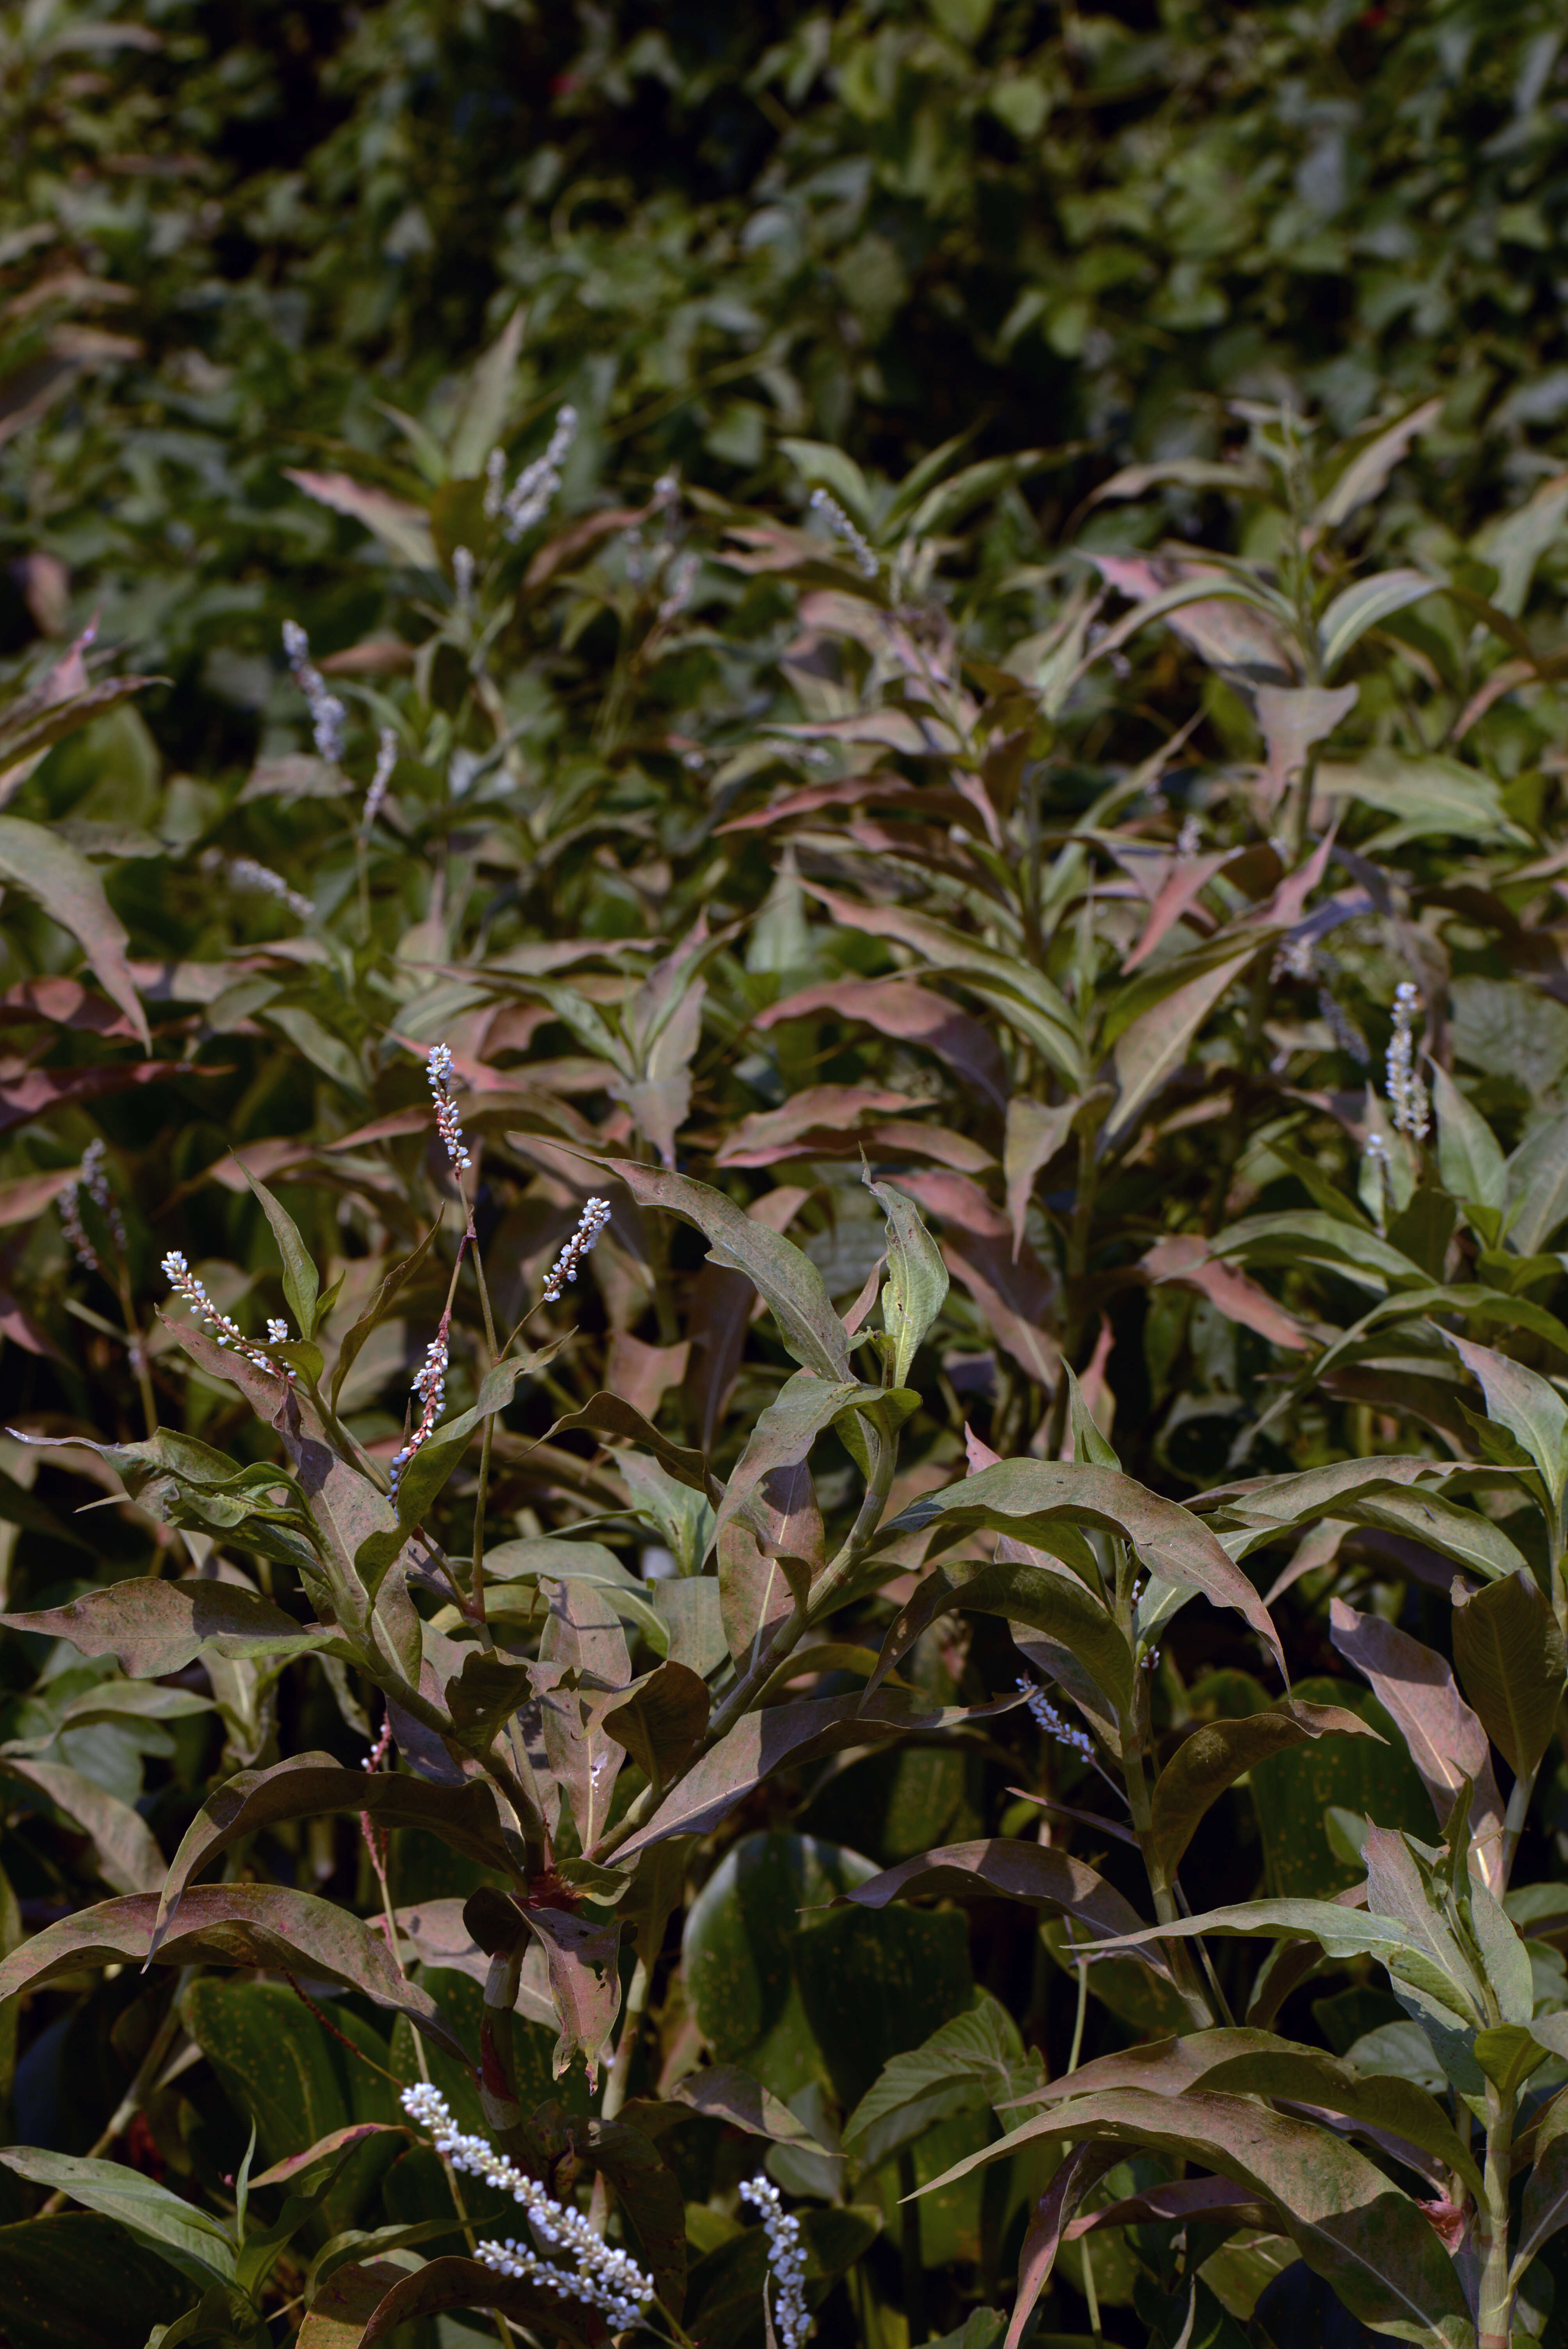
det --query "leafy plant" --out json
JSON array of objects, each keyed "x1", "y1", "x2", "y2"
[{"x1": 3, "y1": 34, "x2": 1568, "y2": 2347}]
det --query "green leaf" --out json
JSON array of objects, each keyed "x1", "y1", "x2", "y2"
[
  {"x1": 868, "y1": 1555, "x2": 1132, "y2": 1711},
  {"x1": 0, "y1": 2150, "x2": 235, "y2": 2291},
  {"x1": 608, "y1": 1160, "x2": 853, "y2": 1381},
  {"x1": 1471, "y1": 2021, "x2": 1547, "y2": 2099},
  {"x1": 865, "y1": 1173, "x2": 948, "y2": 1387},
  {"x1": 0, "y1": 816, "x2": 150, "y2": 1050},
  {"x1": 779, "y1": 438, "x2": 875, "y2": 529},
  {"x1": 1149, "y1": 1703, "x2": 1380, "y2": 1880},
  {"x1": 1447, "y1": 1331, "x2": 1568, "y2": 1511},
  {"x1": 1317, "y1": 568, "x2": 1444, "y2": 675},
  {"x1": 841, "y1": 1994, "x2": 1037, "y2": 2168},
  {"x1": 1429, "y1": 1064, "x2": 1506, "y2": 1216},
  {"x1": 543, "y1": 1390, "x2": 717, "y2": 1501},
  {"x1": 1110, "y1": 949, "x2": 1255, "y2": 1139},
  {"x1": 0, "y1": 2214, "x2": 198, "y2": 2349},
  {"x1": 237, "y1": 1160, "x2": 319, "y2": 1341},
  {"x1": 184, "y1": 1980, "x2": 400, "y2": 2245},
  {"x1": 1506, "y1": 1105, "x2": 1568, "y2": 1255},
  {"x1": 1451, "y1": 1569, "x2": 1566, "y2": 1777},
  {"x1": 879, "y1": 1457, "x2": 1286, "y2": 1675},
  {"x1": 0, "y1": 1756, "x2": 164, "y2": 1895},
  {"x1": 795, "y1": 1904, "x2": 973, "y2": 2112},
  {"x1": 602, "y1": 1661, "x2": 709, "y2": 1786},
  {"x1": 683, "y1": 1832, "x2": 879, "y2": 2100},
  {"x1": 1250, "y1": 1675, "x2": 1441, "y2": 1900}
]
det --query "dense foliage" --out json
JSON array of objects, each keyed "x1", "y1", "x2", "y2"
[{"x1": 4, "y1": 7, "x2": 1568, "y2": 2349}]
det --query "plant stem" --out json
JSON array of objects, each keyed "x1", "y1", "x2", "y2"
[
  {"x1": 898, "y1": 2148, "x2": 928, "y2": 2347},
  {"x1": 1476, "y1": 2081, "x2": 1516, "y2": 2349}
]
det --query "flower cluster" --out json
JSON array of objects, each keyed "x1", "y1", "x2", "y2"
[
  {"x1": 363, "y1": 727, "x2": 397, "y2": 831},
  {"x1": 1016, "y1": 1675, "x2": 1096, "y2": 1762},
  {"x1": 390, "y1": 1312, "x2": 450, "y2": 1504},
  {"x1": 58, "y1": 1139, "x2": 126, "y2": 1273},
  {"x1": 487, "y1": 406, "x2": 578, "y2": 542},
  {"x1": 657, "y1": 549, "x2": 700, "y2": 624},
  {"x1": 161, "y1": 1253, "x2": 292, "y2": 1379},
  {"x1": 227, "y1": 855, "x2": 314, "y2": 922},
  {"x1": 281, "y1": 618, "x2": 346, "y2": 763},
  {"x1": 452, "y1": 545, "x2": 476, "y2": 608},
  {"x1": 1386, "y1": 980, "x2": 1430, "y2": 1140},
  {"x1": 807, "y1": 487, "x2": 878, "y2": 580},
  {"x1": 427, "y1": 1043, "x2": 471, "y2": 1171},
  {"x1": 740, "y1": 2175, "x2": 810, "y2": 2349},
  {"x1": 542, "y1": 1196, "x2": 611, "y2": 1303},
  {"x1": 400, "y1": 2084, "x2": 654, "y2": 2328}
]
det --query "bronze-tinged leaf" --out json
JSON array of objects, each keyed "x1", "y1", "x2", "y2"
[
  {"x1": 611, "y1": 1690, "x2": 1018, "y2": 1862},
  {"x1": 602, "y1": 1661, "x2": 709, "y2": 1787},
  {"x1": 921, "y1": 2086, "x2": 1472, "y2": 2349},
  {"x1": 353, "y1": 2254, "x2": 609, "y2": 2347},
  {"x1": 151, "y1": 1754, "x2": 515, "y2": 1955},
  {"x1": 1142, "y1": 1232, "x2": 1311, "y2": 1353},
  {"x1": 1004, "y1": 2147, "x2": 1124, "y2": 2349},
  {"x1": 543, "y1": 1391, "x2": 718, "y2": 1502},
  {"x1": 1149, "y1": 1704, "x2": 1379, "y2": 1878},
  {"x1": 249, "y1": 2121, "x2": 409, "y2": 2191},
  {"x1": 837, "y1": 1840, "x2": 1177, "y2": 1983},
  {"x1": 866, "y1": 1555, "x2": 1131, "y2": 1712},
  {"x1": 0, "y1": 1886, "x2": 466, "y2": 2060},
  {"x1": 0, "y1": 1577, "x2": 324, "y2": 1678},
  {"x1": 881, "y1": 1457, "x2": 1287, "y2": 1675},
  {"x1": 1451, "y1": 1569, "x2": 1567, "y2": 1779},
  {"x1": 1328, "y1": 1596, "x2": 1505, "y2": 1885},
  {"x1": 283, "y1": 469, "x2": 437, "y2": 570},
  {"x1": 518, "y1": 1907, "x2": 622, "y2": 2087},
  {"x1": 754, "y1": 977, "x2": 1008, "y2": 1109},
  {"x1": 0, "y1": 814, "x2": 151, "y2": 1050},
  {"x1": 607, "y1": 1160, "x2": 852, "y2": 1381}
]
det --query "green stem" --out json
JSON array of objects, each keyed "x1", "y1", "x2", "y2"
[
  {"x1": 898, "y1": 2148, "x2": 928, "y2": 2347},
  {"x1": 1477, "y1": 2081, "x2": 1516, "y2": 2349}
]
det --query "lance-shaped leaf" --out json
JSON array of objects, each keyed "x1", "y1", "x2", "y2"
[
  {"x1": 866, "y1": 1556, "x2": 1131, "y2": 1711},
  {"x1": 1196, "y1": 2047, "x2": 1482, "y2": 2199},
  {"x1": 1003, "y1": 2146, "x2": 1123, "y2": 2349},
  {"x1": 864, "y1": 1174, "x2": 948, "y2": 1386},
  {"x1": 612, "y1": 1689, "x2": 1019, "y2": 1862},
  {"x1": 606, "y1": 1160, "x2": 852, "y2": 1379},
  {"x1": 0, "y1": 815, "x2": 151, "y2": 1050},
  {"x1": 1149, "y1": 1703, "x2": 1380, "y2": 1879},
  {"x1": 0, "y1": 2149, "x2": 237, "y2": 2292},
  {"x1": 835, "y1": 1839, "x2": 1176, "y2": 1981},
  {"x1": 1507, "y1": 1104, "x2": 1568, "y2": 1256},
  {"x1": 1451, "y1": 1570, "x2": 1567, "y2": 1779},
  {"x1": 284, "y1": 468, "x2": 438, "y2": 570},
  {"x1": 755, "y1": 977, "x2": 1009, "y2": 1108},
  {"x1": 543, "y1": 1391, "x2": 718, "y2": 1502},
  {"x1": 1429, "y1": 1064, "x2": 1506, "y2": 1219},
  {"x1": 1318, "y1": 568, "x2": 1446, "y2": 676},
  {"x1": 239, "y1": 1159, "x2": 320, "y2": 1340},
  {"x1": 0, "y1": 1576, "x2": 328, "y2": 1677},
  {"x1": 715, "y1": 1370, "x2": 875, "y2": 1659},
  {"x1": 0, "y1": 1886, "x2": 467, "y2": 2060},
  {"x1": 1447, "y1": 1331, "x2": 1568, "y2": 1511},
  {"x1": 1110, "y1": 949, "x2": 1256, "y2": 1139},
  {"x1": 352, "y1": 2255, "x2": 609, "y2": 2347},
  {"x1": 879, "y1": 1457, "x2": 1286, "y2": 1674},
  {"x1": 1329, "y1": 1598, "x2": 1505, "y2": 1882},
  {"x1": 923, "y1": 2087, "x2": 1473, "y2": 2349},
  {"x1": 151, "y1": 1754, "x2": 516, "y2": 1955},
  {"x1": 482, "y1": 1536, "x2": 666, "y2": 1651},
  {"x1": 0, "y1": 1756, "x2": 164, "y2": 1895},
  {"x1": 602, "y1": 1661, "x2": 709, "y2": 1788},
  {"x1": 1518, "y1": 2105, "x2": 1568, "y2": 2270},
  {"x1": 653, "y1": 2066, "x2": 836, "y2": 2155},
  {"x1": 250, "y1": 2122, "x2": 410, "y2": 2192}
]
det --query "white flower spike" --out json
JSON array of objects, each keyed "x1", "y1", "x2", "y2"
[{"x1": 400, "y1": 2083, "x2": 654, "y2": 2327}]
